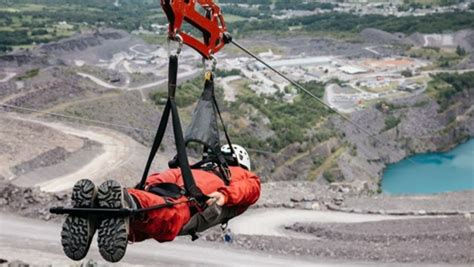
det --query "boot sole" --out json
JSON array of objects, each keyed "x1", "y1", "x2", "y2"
[
  {"x1": 97, "y1": 180, "x2": 128, "y2": 263},
  {"x1": 61, "y1": 179, "x2": 96, "y2": 261}
]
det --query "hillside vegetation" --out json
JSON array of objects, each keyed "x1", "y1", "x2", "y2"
[
  {"x1": 428, "y1": 71, "x2": 474, "y2": 110},
  {"x1": 1, "y1": 0, "x2": 473, "y2": 52},
  {"x1": 149, "y1": 77, "x2": 334, "y2": 173},
  {"x1": 230, "y1": 12, "x2": 474, "y2": 36},
  {"x1": 228, "y1": 81, "x2": 331, "y2": 151},
  {"x1": 0, "y1": 0, "x2": 166, "y2": 51}
]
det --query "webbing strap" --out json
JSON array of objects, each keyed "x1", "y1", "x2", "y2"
[
  {"x1": 201, "y1": 73, "x2": 232, "y2": 182},
  {"x1": 137, "y1": 101, "x2": 171, "y2": 190},
  {"x1": 170, "y1": 99, "x2": 205, "y2": 199},
  {"x1": 137, "y1": 56, "x2": 177, "y2": 190},
  {"x1": 212, "y1": 94, "x2": 237, "y2": 162},
  {"x1": 137, "y1": 56, "x2": 206, "y2": 202}
]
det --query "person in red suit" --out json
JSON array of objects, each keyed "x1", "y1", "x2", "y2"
[{"x1": 61, "y1": 144, "x2": 261, "y2": 263}]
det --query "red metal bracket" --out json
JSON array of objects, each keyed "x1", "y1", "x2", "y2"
[{"x1": 161, "y1": 0, "x2": 229, "y2": 59}]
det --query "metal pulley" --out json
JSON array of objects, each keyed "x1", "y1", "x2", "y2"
[{"x1": 161, "y1": 0, "x2": 231, "y2": 59}]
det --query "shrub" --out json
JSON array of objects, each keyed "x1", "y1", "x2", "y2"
[
  {"x1": 401, "y1": 69, "x2": 413, "y2": 77},
  {"x1": 383, "y1": 115, "x2": 401, "y2": 131},
  {"x1": 150, "y1": 78, "x2": 202, "y2": 107},
  {"x1": 323, "y1": 170, "x2": 335, "y2": 183},
  {"x1": 31, "y1": 29, "x2": 48, "y2": 36},
  {"x1": 312, "y1": 157, "x2": 325, "y2": 167},
  {"x1": 215, "y1": 69, "x2": 241, "y2": 77},
  {"x1": 428, "y1": 72, "x2": 474, "y2": 110},
  {"x1": 16, "y1": 69, "x2": 40, "y2": 81}
]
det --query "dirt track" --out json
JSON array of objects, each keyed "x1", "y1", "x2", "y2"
[
  {"x1": 0, "y1": 116, "x2": 85, "y2": 180},
  {"x1": 219, "y1": 212, "x2": 474, "y2": 265},
  {"x1": 2, "y1": 115, "x2": 171, "y2": 191},
  {"x1": 0, "y1": 72, "x2": 16, "y2": 83},
  {"x1": 229, "y1": 208, "x2": 417, "y2": 237},
  {"x1": 34, "y1": 121, "x2": 136, "y2": 192},
  {"x1": 0, "y1": 212, "x2": 324, "y2": 266},
  {"x1": 77, "y1": 67, "x2": 199, "y2": 91}
]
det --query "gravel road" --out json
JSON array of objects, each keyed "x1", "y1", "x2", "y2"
[
  {"x1": 0, "y1": 72, "x2": 16, "y2": 83},
  {"x1": 229, "y1": 208, "x2": 417, "y2": 237},
  {"x1": 7, "y1": 116, "x2": 170, "y2": 192},
  {"x1": 285, "y1": 216, "x2": 473, "y2": 264},
  {"x1": 209, "y1": 214, "x2": 473, "y2": 265},
  {"x1": 0, "y1": 212, "x2": 334, "y2": 266},
  {"x1": 77, "y1": 68, "x2": 199, "y2": 91}
]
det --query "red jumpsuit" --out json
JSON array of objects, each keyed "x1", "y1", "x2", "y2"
[{"x1": 127, "y1": 166, "x2": 261, "y2": 242}]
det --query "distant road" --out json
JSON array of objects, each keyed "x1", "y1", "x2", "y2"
[
  {"x1": 230, "y1": 208, "x2": 418, "y2": 238},
  {"x1": 129, "y1": 44, "x2": 149, "y2": 56},
  {"x1": 35, "y1": 121, "x2": 134, "y2": 192},
  {"x1": 77, "y1": 72, "x2": 120, "y2": 89},
  {"x1": 78, "y1": 69, "x2": 199, "y2": 91},
  {"x1": 219, "y1": 75, "x2": 241, "y2": 102},
  {"x1": 0, "y1": 72, "x2": 17, "y2": 83},
  {"x1": 364, "y1": 46, "x2": 380, "y2": 56},
  {"x1": 7, "y1": 117, "x2": 142, "y2": 192}
]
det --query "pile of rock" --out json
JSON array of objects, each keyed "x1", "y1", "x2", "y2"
[
  {"x1": 360, "y1": 28, "x2": 409, "y2": 45},
  {"x1": 0, "y1": 182, "x2": 68, "y2": 221}
]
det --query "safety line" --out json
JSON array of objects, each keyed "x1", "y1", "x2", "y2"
[
  {"x1": 231, "y1": 40, "x2": 391, "y2": 146},
  {"x1": 231, "y1": 40, "x2": 423, "y2": 166},
  {"x1": 0, "y1": 103, "x2": 291, "y2": 157},
  {"x1": 0, "y1": 103, "x2": 157, "y2": 134}
]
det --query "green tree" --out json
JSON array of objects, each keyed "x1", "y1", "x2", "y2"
[
  {"x1": 456, "y1": 45, "x2": 467, "y2": 56},
  {"x1": 401, "y1": 69, "x2": 413, "y2": 77}
]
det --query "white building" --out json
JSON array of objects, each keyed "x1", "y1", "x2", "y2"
[{"x1": 339, "y1": 65, "x2": 368, "y2": 75}]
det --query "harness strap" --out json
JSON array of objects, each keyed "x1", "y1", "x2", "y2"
[
  {"x1": 137, "y1": 55, "x2": 207, "y2": 204},
  {"x1": 212, "y1": 93, "x2": 238, "y2": 167},
  {"x1": 137, "y1": 101, "x2": 171, "y2": 190},
  {"x1": 203, "y1": 73, "x2": 233, "y2": 183},
  {"x1": 148, "y1": 183, "x2": 186, "y2": 199},
  {"x1": 170, "y1": 98, "x2": 205, "y2": 200}
]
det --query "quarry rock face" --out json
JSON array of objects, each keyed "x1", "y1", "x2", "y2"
[
  {"x1": 39, "y1": 30, "x2": 125, "y2": 54},
  {"x1": 360, "y1": 28, "x2": 410, "y2": 45},
  {"x1": 0, "y1": 53, "x2": 49, "y2": 67}
]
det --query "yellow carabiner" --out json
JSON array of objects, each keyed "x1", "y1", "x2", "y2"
[{"x1": 204, "y1": 71, "x2": 212, "y2": 81}]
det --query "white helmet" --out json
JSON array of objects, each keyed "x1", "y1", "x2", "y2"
[{"x1": 221, "y1": 144, "x2": 251, "y2": 171}]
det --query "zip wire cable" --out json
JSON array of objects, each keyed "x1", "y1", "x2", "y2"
[
  {"x1": 231, "y1": 40, "x2": 424, "y2": 166},
  {"x1": 0, "y1": 103, "x2": 156, "y2": 134},
  {"x1": 0, "y1": 103, "x2": 293, "y2": 157},
  {"x1": 231, "y1": 40, "x2": 391, "y2": 146}
]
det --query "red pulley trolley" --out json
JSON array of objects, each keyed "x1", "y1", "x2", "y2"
[{"x1": 161, "y1": 0, "x2": 232, "y2": 59}]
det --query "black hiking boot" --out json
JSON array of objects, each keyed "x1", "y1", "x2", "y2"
[
  {"x1": 61, "y1": 179, "x2": 97, "y2": 261},
  {"x1": 96, "y1": 180, "x2": 136, "y2": 263}
]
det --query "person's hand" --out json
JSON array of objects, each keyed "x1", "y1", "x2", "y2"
[{"x1": 206, "y1": 191, "x2": 226, "y2": 206}]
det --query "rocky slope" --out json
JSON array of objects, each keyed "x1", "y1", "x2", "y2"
[
  {"x1": 360, "y1": 28, "x2": 410, "y2": 45},
  {"x1": 333, "y1": 91, "x2": 473, "y2": 192},
  {"x1": 0, "y1": 182, "x2": 67, "y2": 221},
  {"x1": 1, "y1": 30, "x2": 472, "y2": 196},
  {"x1": 248, "y1": 87, "x2": 473, "y2": 194},
  {"x1": 0, "y1": 29, "x2": 146, "y2": 68},
  {"x1": 39, "y1": 30, "x2": 124, "y2": 54}
]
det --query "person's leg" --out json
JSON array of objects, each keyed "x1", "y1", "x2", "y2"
[
  {"x1": 179, "y1": 205, "x2": 240, "y2": 236},
  {"x1": 96, "y1": 180, "x2": 136, "y2": 263},
  {"x1": 61, "y1": 179, "x2": 97, "y2": 261},
  {"x1": 95, "y1": 181, "x2": 192, "y2": 262},
  {"x1": 127, "y1": 188, "x2": 192, "y2": 243}
]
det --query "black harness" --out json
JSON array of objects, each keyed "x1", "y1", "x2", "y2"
[
  {"x1": 137, "y1": 55, "x2": 238, "y2": 207},
  {"x1": 50, "y1": 55, "x2": 239, "y2": 241}
]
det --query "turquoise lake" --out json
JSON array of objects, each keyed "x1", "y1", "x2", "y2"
[{"x1": 382, "y1": 139, "x2": 474, "y2": 195}]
